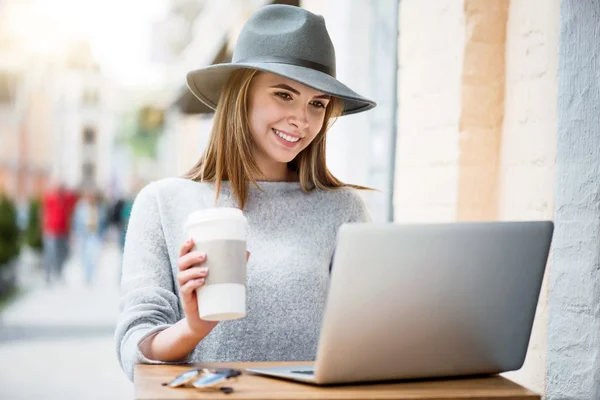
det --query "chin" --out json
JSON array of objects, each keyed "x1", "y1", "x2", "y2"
[
  {"x1": 270, "y1": 150, "x2": 299, "y2": 164},
  {"x1": 273, "y1": 155, "x2": 297, "y2": 164}
]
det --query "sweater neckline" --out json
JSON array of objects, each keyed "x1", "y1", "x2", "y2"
[
  {"x1": 182, "y1": 178, "x2": 303, "y2": 194},
  {"x1": 227, "y1": 180, "x2": 302, "y2": 194}
]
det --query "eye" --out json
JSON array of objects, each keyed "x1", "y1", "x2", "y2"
[
  {"x1": 310, "y1": 100, "x2": 326, "y2": 110},
  {"x1": 274, "y1": 92, "x2": 292, "y2": 100}
]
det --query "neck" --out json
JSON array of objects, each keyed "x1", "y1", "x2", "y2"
[{"x1": 253, "y1": 158, "x2": 295, "y2": 182}]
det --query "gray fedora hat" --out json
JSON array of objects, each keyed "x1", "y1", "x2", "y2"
[{"x1": 186, "y1": 5, "x2": 376, "y2": 116}]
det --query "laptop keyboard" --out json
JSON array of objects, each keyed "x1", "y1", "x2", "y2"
[{"x1": 291, "y1": 370, "x2": 315, "y2": 375}]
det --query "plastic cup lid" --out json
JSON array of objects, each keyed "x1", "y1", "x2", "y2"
[{"x1": 185, "y1": 207, "x2": 247, "y2": 229}]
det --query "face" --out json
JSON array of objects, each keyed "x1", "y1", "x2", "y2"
[{"x1": 247, "y1": 72, "x2": 331, "y2": 167}]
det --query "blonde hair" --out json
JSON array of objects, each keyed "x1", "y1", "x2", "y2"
[{"x1": 183, "y1": 69, "x2": 373, "y2": 209}]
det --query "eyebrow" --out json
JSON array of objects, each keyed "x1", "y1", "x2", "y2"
[{"x1": 270, "y1": 84, "x2": 331, "y2": 100}]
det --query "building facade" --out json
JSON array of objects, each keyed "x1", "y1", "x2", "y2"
[{"x1": 0, "y1": 0, "x2": 118, "y2": 198}]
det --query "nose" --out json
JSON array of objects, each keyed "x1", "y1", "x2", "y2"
[{"x1": 288, "y1": 104, "x2": 309, "y2": 130}]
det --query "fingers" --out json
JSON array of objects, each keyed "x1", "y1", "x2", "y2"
[
  {"x1": 178, "y1": 266, "x2": 209, "y2": 287},
  {"x1": 178, "y1": 251, "x2": 206, "y2": 271},
  {"x1": 179, "y1": 238, "x2": 195, "y2": 257},
  {"x1": 246, "y1": 251, "x2": 250, "y2": 262},
  {"x1": 180, "y1": 277, "x2": 206, "y2": 300}
]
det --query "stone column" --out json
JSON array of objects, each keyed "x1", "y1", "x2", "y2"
[{"x1": 548, "y1": 0, "x2": 600, "y2": 398}]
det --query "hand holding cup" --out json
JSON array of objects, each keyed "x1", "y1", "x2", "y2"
[
  {"x1": 177, "y1": 238, "x2": 250, "y2": 334},
  {"x1": 177, "y1": 238, "x2": 217, "y2": 334}
]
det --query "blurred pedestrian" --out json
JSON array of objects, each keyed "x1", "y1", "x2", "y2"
[
  {"x1": 108, "y1": 194, "x2": 131, "y2": 251},
  {"x1": 118, "y1": 197, "x2": 133, "y2": 250},
  {"x1": 72, "y1": 188, "x2": 108, "y2": 286},
  {"x1": 109, "y1": 197, "x2": 125, "y2": 231},
  {"x1": 41, "y1": 180, "x2": 76, "y2": 284},
  {"x1": 15, "y1": 193, "x2": 30, "y2": 233}
]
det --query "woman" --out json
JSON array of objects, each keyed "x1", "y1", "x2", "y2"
[{"x1": 115, "y1": 4, "x2": 376, "y2": 381}]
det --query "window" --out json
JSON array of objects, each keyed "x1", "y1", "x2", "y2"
[
  {"x1": 83, "y1": 127, "x2": 96, "y2": 144},
  {"x1": 82, "y1": 163, "x2": 95, "y2": 180},
  {"x1": 0, "y1": 72, "x2": 18, "y2": 104},
  {"x1": 81, "y1": 88, "x2": 99, "y2": 105}
]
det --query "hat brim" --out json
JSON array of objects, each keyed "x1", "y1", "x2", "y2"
[{"x1": 186, "y1": 62, "x2": 376, "y2": 116}]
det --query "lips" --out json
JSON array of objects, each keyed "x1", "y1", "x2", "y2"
[
  {"x1": 272, "y1": 128, "x2": 301, "y2": 141},
  {"x1": 272, "y1": 128, "x2": 302, "y2": 148}
]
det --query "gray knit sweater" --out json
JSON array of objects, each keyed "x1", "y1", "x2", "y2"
[{"x1": 114, "y1": 177, "x2": 371, "y2": 381}]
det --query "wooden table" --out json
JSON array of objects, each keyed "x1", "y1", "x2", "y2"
[{"x1": 135, "y1": 361, "x2": 540, "y2": 400}]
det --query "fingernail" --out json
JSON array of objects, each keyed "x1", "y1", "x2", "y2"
[{"x1": 197, "y1": 253, "x2": 206, "y2": 260}]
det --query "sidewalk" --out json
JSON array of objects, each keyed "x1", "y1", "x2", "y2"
[{"x1": 0, "y1": 233, "x2": 134, "y2": 400}]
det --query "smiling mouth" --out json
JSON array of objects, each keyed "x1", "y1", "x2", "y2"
[{"x1": 272, "y1": 128, "x2": 301, "y2": 143}]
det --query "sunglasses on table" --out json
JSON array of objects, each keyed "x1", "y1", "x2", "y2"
[{"x1": 163, "y1": 367, "x2": 242, "y2": 394}]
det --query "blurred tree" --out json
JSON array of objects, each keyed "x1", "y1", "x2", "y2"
[
  {"x1": 116, "y1": 106, "x2": 165, "y2": 159},
  {"x1": 0, "y1": 193, "x2": 21, "y2": 266},
  {"x1": 24, "y1": 198, "x2": 43, "y2": 252}
]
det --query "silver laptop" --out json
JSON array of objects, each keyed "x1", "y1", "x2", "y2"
[{"x1": 246, "y1": 221, "x2": 554, "y2": 385}]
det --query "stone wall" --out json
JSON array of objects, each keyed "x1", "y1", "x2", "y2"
[
  {"x1": 548, "y1": 0, "x2": 600, "y2": 398},
  {"x1": 395, "y1": 0, "x2": 464, "y2": 222},
  {"x1": 499, "y1": 0, "x2": 559, "y2": 392}
]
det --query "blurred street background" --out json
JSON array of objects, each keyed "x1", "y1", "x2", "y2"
[
  {"x1": 0, "y1": 1, "x2": 399, "y2": 397},
  {"x1": 1, "y1": 0, "x2": 597, "y2": 399}
]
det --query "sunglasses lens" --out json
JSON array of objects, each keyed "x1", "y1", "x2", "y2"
[
  {"x1": 214, "y1": 368, "x2": 242, "y2": 378},
  {"x1": 167, "y1": 369, "x2": 201, "y2": 388},
  {"x1": 192, "y1": 372, "x2": 228, "y2": 389}
]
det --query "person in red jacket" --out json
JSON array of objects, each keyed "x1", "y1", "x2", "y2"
[{"x1": 42, "y1": 180, "x2": 77, "y2": 284}]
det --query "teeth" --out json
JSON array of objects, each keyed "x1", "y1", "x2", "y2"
[{"x1": 273, "y1": 129, "x2": 299, "y2": 143}]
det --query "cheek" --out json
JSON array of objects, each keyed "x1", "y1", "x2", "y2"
[
  {"x1": 307, "y1": 113, "x2": 326, "y2": 138},
  {"x1": 249, "y1": 101, "x2": 284, "y2": 136}
]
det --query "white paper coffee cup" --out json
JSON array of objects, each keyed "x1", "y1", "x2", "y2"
[{"x1": 184, "y1": 207, "x2": 247, "y2": 321}]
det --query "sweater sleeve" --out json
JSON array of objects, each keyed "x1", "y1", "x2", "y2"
[
  {"x1": 114, "y1": 183, "x2": 186, "y2": 382},
  {"x1": 347, "y1": 189, "x2": 372, "y2": 223},
  {"x1": 329, "y1": 189, "x2": 372, "y2": 273}
]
